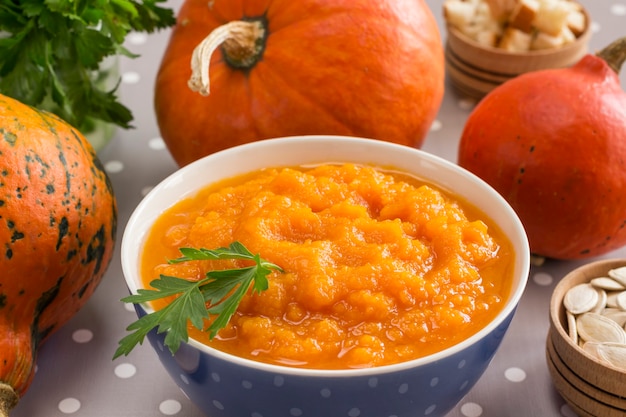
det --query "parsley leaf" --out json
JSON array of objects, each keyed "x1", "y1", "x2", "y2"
[
  {"x1": 0, "y1": 0, "x2": 176, "y2": 131},
  {"x1": 114, "y1": 242, "x2": 283, "y2": 359}
]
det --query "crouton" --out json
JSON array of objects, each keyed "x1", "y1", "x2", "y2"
[
  {"x1": 444, "y1": 0, "x2": 479, "y2": 29},
  {"x1": 508, "y1": 0, "x2": 540, "y2": 33},
  {"x1": 534, "y1": 0, "x2": 571, "y2": 36},
  {"x1": 483, "y1": 0, "x2": 517, "y2": 21},
  {"x1": 498, "y1": 27, "x2": 533, "y2": 51}
]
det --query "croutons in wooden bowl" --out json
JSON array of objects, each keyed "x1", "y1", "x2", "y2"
[
  {"x1": 443, "y1": 0, "x2": 591, "y2": 99},
  {"x1": 548, "y1": 259, "x2": 626, "y2": 417}
]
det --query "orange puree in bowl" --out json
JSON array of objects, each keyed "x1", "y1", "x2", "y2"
[{"x1": 142, "y1": 164, "x2": 514, "y2": 369}]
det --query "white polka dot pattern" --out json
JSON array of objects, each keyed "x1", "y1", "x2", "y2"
[
  {"x1": 114, "y1": 363, "x2": 137, "y2": 379},
  {"x1": 126, "y1": 32, "x2": 149, "y2": 45},
  {"x1": 610, "y1": 4, "x2": 626, "y2": 16},
  {"x1": 122, "y1": 71, "x2": 141, "y2": 84},
  {"x1": 7, "y1": 2, "x2": 626, "y2": 417},
  {"x1": 560, "y1": 404, "x2": 578, "y2": 417},
  {"x1": 149, "y1": 137, "x2": 167, "y2": 150},
  {"x1": 141, "y1": 185, "x2": 155, "y2": 196},
  {"x1": 533, "y1": 272, "x2": 554, "y2": 286},
  {"x1": 159, "y1": 400, "x2": 182, "y2": 415},
  {"x1": 71, "y1": 329, "x2": 93, "y2": 343},
  {"x1": 457, "y1": 98, "x2": 476, "y2": 111},
  {"x1": 430, "y1": 119, "x2": 443, "y2": 132},
  {"x1": 460, "y1": 402, "x2": 483, "y2": 417},
  {"x1": 58, "y1": 398, "x2": 81, "y2": 414},
  {"x1": 504, "y1": 367, "x2": 527, "y2": 383},
  {"x1": 104, "y1": 160, "x2": 124, "y2": 174}
]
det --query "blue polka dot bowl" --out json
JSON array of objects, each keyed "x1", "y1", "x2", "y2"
[{"x1": 121, "y1": 135, "x2": 530, "y2": 417}]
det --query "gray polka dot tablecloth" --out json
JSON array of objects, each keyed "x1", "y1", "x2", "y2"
[{"x1": 9, "y1": 1, "x2": 625, "y2": 416}]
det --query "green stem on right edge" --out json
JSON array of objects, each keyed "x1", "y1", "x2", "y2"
[
  {"x1": 596, "y1": 37, "x2": 626, "y2": 74},
  {"x1": 0, "y1": 382, "x2": 18, "y2": 417}
]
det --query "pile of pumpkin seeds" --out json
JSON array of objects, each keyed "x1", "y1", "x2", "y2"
[{"x1": 563, "y1": 266, "x2": 626, "y2": 370}]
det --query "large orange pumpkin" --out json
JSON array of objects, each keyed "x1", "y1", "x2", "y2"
[
  {"x1": 0, "y1": 94, "x2": 117, "y2": 415},
  {"x1": 155, "y1": 0, "x2": 445, "y2": 166},
  {"x1": 457, "y1": 38, "x2": 626, "y2": 260}
]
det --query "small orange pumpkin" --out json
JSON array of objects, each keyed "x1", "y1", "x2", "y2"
[
  {"x1": 155, "y1": 0, "x2": 445, "y2": 166},
  {"x1": 0, "y1": 94, "x2": 117, "y2": 415},
  {"x1": 457, "y1": 38, "x2": 626, "y2": 260}
]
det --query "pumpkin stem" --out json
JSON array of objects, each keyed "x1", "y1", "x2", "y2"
[
  {"x1": 0, "y1": 383, "x2": 18, "y2": 417},
  {"x1": 188, "y1": 20, "x2": 266, "y2": 96},
  {"x1": 596, "y1": 37, "x2": 626, "y2": 74}
]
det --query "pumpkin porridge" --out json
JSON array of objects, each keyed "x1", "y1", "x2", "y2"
[{"x1": 142, "y1": 163, "x2": 514, "y2": 369}]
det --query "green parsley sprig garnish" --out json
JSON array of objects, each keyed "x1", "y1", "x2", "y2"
[
  {"x1": 113, "y1": 242, "x2": 283, "y2": 359},
  {"x1": 0, "y1": 0, "x2": 176, "y2": 130}
]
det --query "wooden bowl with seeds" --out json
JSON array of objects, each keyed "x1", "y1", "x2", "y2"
[{"x1": 548, "y1": 259, "x2": 626, "y2": 416}]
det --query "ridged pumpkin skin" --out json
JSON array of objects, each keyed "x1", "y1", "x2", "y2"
[
  {"x1": 155, "y1": 0, "x2": 445, "y2": 166},
  {"x1": 0, "y1": 94, "x2": 117, "y2": 402},
  {"x1": 457, "y1": 48, "x2": 626, "y2": 260}
]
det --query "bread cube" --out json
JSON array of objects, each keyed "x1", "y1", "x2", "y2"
[
  {"x1": 498, "y1": 27, "x2": 533, "y2": 51},
  {"x1": 566, "y1": 9, "x2": 586, "y2": 36},
  {"x1": 530, "y1": 31, "x2": 564, "y2": 50},
  {"x1": 444, "y1": 0, "x2": 479, "y2": 30},
  {"x1": 509, "y1": 0, "x2": 540, "y2": 33},
  {"x1": 534, "y1": 0, "x2": 571, "y2": 36},
  {"x1": 483, "y1": 0, "x2": 517, "y2": 21}
]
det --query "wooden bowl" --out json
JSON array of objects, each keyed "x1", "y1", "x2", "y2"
[
  {"x1": 548, "y1": 259, "x2": 626, "y2": 414},
  {"x1": 444, "y1": 7, "x2": 591, "y2": 100},
  {"x1": 547, "y1": 335, "x2": 626, "y2": 416}
]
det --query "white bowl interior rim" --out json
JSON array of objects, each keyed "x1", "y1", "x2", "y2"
[{"x1": 121, "y1": 135, "x2": 530, "y2": 377}]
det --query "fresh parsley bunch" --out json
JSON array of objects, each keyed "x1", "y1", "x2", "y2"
[{"x1": 0, "y1": 0, "x2": 176, "y2": 130}]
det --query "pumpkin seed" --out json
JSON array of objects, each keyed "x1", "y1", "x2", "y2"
[
  {"x1": 595, "y1": 342, "x2": 626, "y2": 369},
  {"x1": 592, "y1": 288, "x2": 608, "y2": 314},
  {"x1": 601, "y1": 309, "x2": 626, "y2": 328},
  {"x1": 608, "y1": 267, "x2": 626, "y2": 287},
  {"x1": 590, "y1": 276, "x2": 626, "y2": 291},
  {"x1": 567, "y1": 310, "x2": 578, "y2": 343},
  {"x1": 561, "y1": 266, "x2": 626, "y2": 370},
  {"x1": 576, "y1": 312, "x2": 626, "y2": 344},
  {"x1": 581, "y1": 340, "x2": 602, "y2": 357},
  {"x1": 564, "y1": 283, "x2": 599, "y2": 314},
  {"x1": 606, "y1": 291, "x2": 621, "y2": 309},
  {"x1": 616, "y1": 291, "x2": 626, "y2": 311}
]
